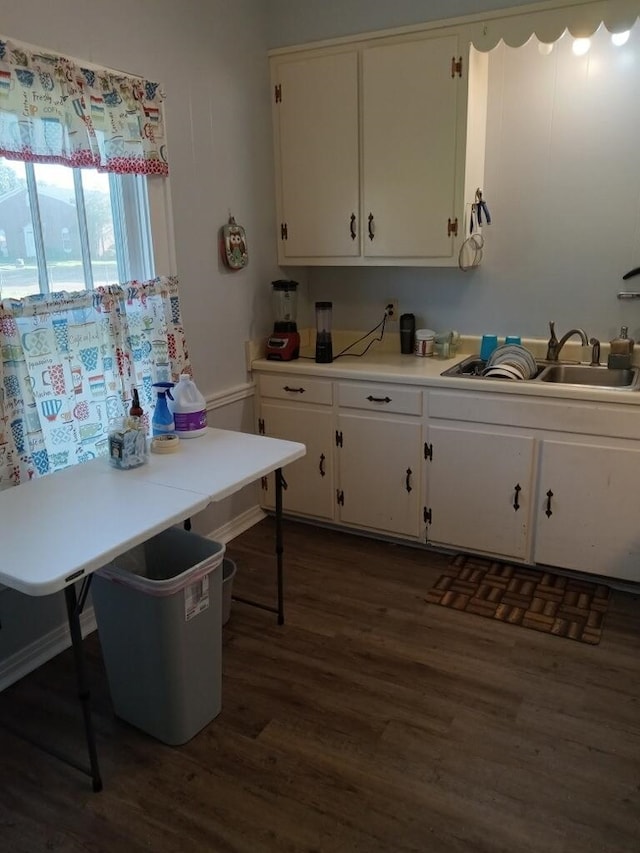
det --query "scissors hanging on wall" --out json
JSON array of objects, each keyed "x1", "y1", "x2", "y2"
[
  {"x1": 470, "y1": 188, "x2": 491, "y2": 233},
  {"x1": 459, "y1": 188, "x2": 492, "y2": 271}
]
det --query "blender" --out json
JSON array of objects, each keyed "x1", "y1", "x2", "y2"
[{"x1": 266, "y1": 280, "x2": 300, "y2": 361}]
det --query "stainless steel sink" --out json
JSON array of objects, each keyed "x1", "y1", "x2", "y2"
[
  {"x1": 441, "y1": 355, "x2": 640, "y2": 391},
  {"x1": 535, "y1": 363, "x2": 640, "y2": 389},
  {"x1": 440, "y1": 355, "x2": 545, "y2": 380}
]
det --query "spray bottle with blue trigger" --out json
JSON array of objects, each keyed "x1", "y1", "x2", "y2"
[{"x1": 151, "y1": 382, "x2": 176, "y2": 436}]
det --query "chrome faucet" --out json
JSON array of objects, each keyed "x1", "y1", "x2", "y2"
[{"x1": 545, "y1": 321, "x2": 589, "y2": 361}]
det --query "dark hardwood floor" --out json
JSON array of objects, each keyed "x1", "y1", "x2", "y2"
[{"x1": 1, "y1": 517, "x2": 640, "y2": 853}]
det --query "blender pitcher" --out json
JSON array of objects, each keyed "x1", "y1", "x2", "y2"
[
  {"x1": 315, "y1": 301, "x2": 333, "y2": 363},
  {"x1": 266, "y1": 280, "x2": 300, "y2": 361}
]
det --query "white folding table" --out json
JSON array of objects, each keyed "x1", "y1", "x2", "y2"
[{"x1": 0, "y1": 428, "x2": 305, "y2": 791}]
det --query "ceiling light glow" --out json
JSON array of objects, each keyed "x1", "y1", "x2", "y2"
[
  {"x1": 538, "y1": 42, "x2": 554, "y2": 55},
  {"x1": 611, "y1": 30, "x2": 630, "y2": 46},
  {"x1": 572, "y1": 38, "x2": 591, "y2": 56}
]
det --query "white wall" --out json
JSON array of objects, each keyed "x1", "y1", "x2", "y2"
[
  {"x1": 267, "y1": 0, "x2": 529, "y2": 47},
  {"x1": 268, "y1": 1, "x2": 640, "y2": 346}
]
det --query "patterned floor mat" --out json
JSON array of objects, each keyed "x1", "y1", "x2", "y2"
[{"x1": 426, "y1": 554, "x2": 611, "y2": 645}]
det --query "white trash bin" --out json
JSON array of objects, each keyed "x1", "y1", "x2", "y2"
[{"x1": 92, "y1": 527, "x2": 225, "y2": 746}]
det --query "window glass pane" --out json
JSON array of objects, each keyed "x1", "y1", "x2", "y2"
[
  {"x1": 0, "y1": 158, "x2": 153, "y2": 299},
  {"x1": 82, "y1": 170, "x2": 118, "y2": 287},
  {"x1": 33, "y1": 162, "x2": 83, "y2": 292},
  {"x1": 0, "y1": 159, "x2": 39, "y2": 299}
]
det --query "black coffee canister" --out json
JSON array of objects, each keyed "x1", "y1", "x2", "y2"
[{"x1": 400, "y1": 313, "x2": 415, "y2": 354}]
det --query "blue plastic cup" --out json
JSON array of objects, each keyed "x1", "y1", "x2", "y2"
[
  {"x1": 505, "y1": 335, "x2": 522, "y2": 345},
  {"x1": 480, "y1": 334, "x2": 498, "y2": 361}
]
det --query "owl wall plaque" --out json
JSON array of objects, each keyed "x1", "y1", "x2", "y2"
[{"x1": 220, "y1": 215, "x2": 249, "y2": 271}]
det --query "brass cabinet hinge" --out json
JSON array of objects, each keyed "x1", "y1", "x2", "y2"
[
  {"x1": 337, "y1": 489, "x2": 344, "y2": 506},
  {"x1": 447, "y1": 218, "x2": 458, "y2": 237},
  {"x1": 280, "y1": 222, "x2": 288, "y2": 240},
  {"x1": 424, "y1": 507, "x2": 432, "y2": 525},
  {"x1": 275, "y1": 83, "x2": 282, "y2": 103},
  {"x1": 424, "y1": 442, "x2": 433, "y2": 461},
  {"x1": 451, "y1": 56, "x2": 463, "y2": 78},
  {"x1": 258, "y1": 418, "x2": 265, "y2": 435},
  {"x1": 261, "y1": 475, "x2": 269, "y2": 491},
  {"x1": 335, "y1": 430, "x2": 343, "y2": 448}
]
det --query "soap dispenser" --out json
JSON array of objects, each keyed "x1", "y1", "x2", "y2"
[
  {"x1": 151, "y1": 382, "x2": 175, "y2": 436},
  {"x1": 608, "y1": 326, "x2": 634, "y2": 370}
]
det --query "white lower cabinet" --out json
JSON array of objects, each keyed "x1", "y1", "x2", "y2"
[
  {"x1": 337, "y1": 412, "x2": 423, "y2": 538},
  {"x1": 258, "y1": 375, "x2": 335, "y2": 520},
  {"x1": 534, "y1": 438, "x2": 640, "y2": 582},
  {"x1": 426, "y1": 423, "x2": 535, "y2": 561},
  {"x1": 256, "y1": 372, "x2": 640, "y2": 582},
  {"x1": 425, "y1": 389, "x2": 640, "y2": 581},
  {"x1": 257, "y1": 374, "x2": 424, "y2": 539},
  {"x1": 335, "y1": 381, "x2": 424, "y2": 539}
]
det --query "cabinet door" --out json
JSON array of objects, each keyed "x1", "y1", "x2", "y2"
[
  {"x1": 534, "y1": 439, "x2": 640, "y2": 581},
  {"x1": 273, "y1": 50, "x2": 360, "y2": 260},
  {"x1": 338, "y1": 412, "x2": 422, "y2": 538},
  {"x1": 427, "y1": 424, "x2": 535, "y2": 560},
  {"x1": 362, "y1": 35, "x2": 459, "y2": 259},
  {"x1": 260, "y1": 401, "x2": 334, "y2": 520}
]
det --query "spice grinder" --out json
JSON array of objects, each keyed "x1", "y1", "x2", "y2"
[{"x1": 315, "y1": 301, "x2": 333, "y2": 363}]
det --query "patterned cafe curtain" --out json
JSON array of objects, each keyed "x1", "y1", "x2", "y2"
[
  {"x1": 0, "y1": 37, "x2": 168, "y2": 176},
  {"x1": 0, "y1": 276, "x2": 189, "y2": 489}
]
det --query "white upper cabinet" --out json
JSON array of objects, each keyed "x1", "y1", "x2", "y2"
[
  {"x1": 362, "y1": 35, "x2": 459, "y2": 260},
  {"x1": 271, "y1": 49, "x2": 360, "y2": 260},
  {"x1": 270, "y1": 30, "x2": 487, "y2": 266}
]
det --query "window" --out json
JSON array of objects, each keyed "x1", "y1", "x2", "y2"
[{"x1": 0, "y1": 158, "x2": 156, "y2": 298}]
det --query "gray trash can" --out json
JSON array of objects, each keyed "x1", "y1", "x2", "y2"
[
  {"x1": 92, "y1": 527, "x2": 225, "y2": 746},
  {"x1": 222, "y1": 558, "x2": 237, "y2": 626}
]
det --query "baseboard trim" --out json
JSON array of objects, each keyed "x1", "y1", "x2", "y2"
[
  {"x1": 0, "y1": 607, "x2": 97, "y2": 692},
  {"x1": 206, "y1": 504, "x2": 266, "y2": 544}
]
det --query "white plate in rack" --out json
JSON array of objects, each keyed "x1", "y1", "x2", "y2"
[{"x1": 486, "y1": 344, "x2": 537, "y2": 378}]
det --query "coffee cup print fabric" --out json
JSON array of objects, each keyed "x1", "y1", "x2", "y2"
[
  {"x1": 52, "y1": 318, "x2": 69, "y2": 353},
  {"x1": 41, "y1": 398, "x2": 62, "y2": 422},
  {"x1": 22, "y1": 329, "x2": 53, "y2": 357},
  {"x1": 10, "y1": 419, "x2": 25, "y2": 453},
  {"x1": 79, "y1": 346, "x2": 99, "y2": 372},
  {"x1": 41, "y1": 364, "x2": 66, "y2": 395}
]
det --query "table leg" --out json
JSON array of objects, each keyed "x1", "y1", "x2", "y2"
[
  {"x1": 64, "y1": 582, "x2": 103, "y2": 792},
  {"x1": 232, "y1": 466, "x2": 286, "y2": 625},
  {"x1": 275, "y1": 466, "x2": 285, "y2": 625}
]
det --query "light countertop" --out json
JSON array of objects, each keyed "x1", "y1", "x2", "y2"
[{"x1": 251, "y1": 332, "x2": 640, "y2": 406}]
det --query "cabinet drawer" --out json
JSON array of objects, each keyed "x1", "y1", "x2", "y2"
[
  {"x1": 428, "y1": 390, "x2": 640, "y2": 440},
  {"x1": 338, "y1": 382, "x2": 422, "y2": 415},
  {"x1": 259, "y1": 374, "x2": 333, "y2": 405}
]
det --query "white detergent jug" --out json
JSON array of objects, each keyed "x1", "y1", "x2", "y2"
[{"x1": 168, "y1": 374, "x2": 208, "y2": 438}]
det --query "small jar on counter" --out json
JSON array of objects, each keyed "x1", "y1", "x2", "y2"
[
  {"x1": 108, "y1": 416, "x2": 148, "y2": 469},
  {"x1": 414, "y1": 329, "x2": 435, "y2": 357}
]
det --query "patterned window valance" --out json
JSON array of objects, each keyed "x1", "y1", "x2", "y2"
[{"x1": 0, "y1": 36, "x2": 168, "y2": 176}]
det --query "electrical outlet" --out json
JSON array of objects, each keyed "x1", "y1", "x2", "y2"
[{"x1": 385, "y1": 300, "x2": 398, "y2": 321}]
